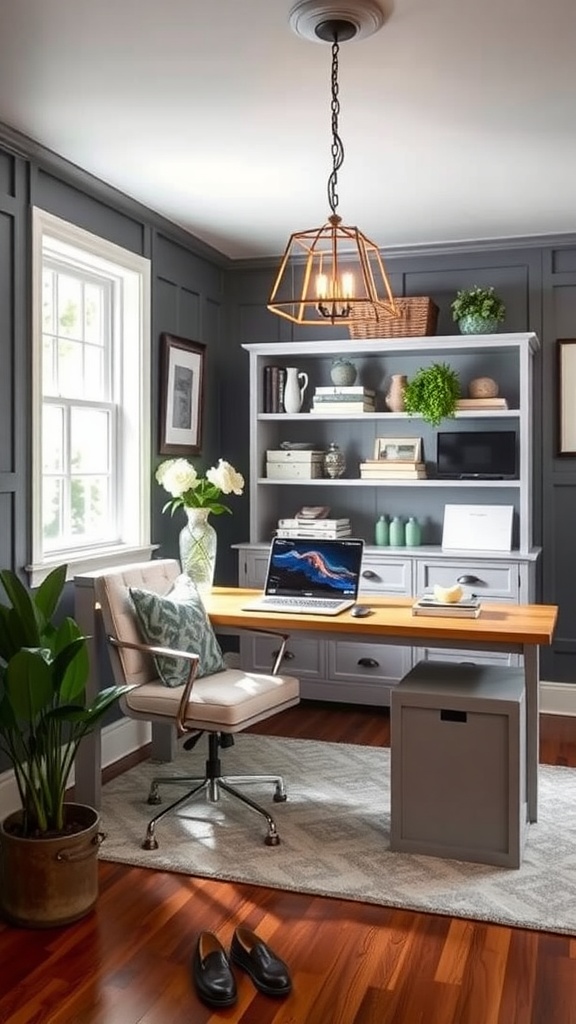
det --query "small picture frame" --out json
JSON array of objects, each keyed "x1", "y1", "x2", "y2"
[
  {"x1": 373, "y1": 437, "x2": 422, "y2": 463},
  {"x1": 159, "y1": 333, "x2": 206, "y2": 455}
]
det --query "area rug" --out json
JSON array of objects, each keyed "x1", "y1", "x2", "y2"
[{"x1": 99, "y1": 735, "x2": 576, "y2": 936}]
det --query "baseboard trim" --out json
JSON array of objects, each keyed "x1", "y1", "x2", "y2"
[{"x1": 540, "y1": 680, "x2": 576, "y2": 717}]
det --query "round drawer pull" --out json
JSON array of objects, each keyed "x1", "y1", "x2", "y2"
[
  {"x1": 457, "y1": 574, "x2": 482, "y2": 585},
  {"x1": 357, "y1": 657, "x2": 380, "y2": 668},
  {"x1": 362, "y1": 569, "x2": 379, "y2": 580},
  {"x1": 271, "y1": 649, "x2": 295, "y2": 661}
]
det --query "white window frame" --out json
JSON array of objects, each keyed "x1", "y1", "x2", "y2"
[{"x1": 29, "y1": 208, "x2": 154, "y2": 586}]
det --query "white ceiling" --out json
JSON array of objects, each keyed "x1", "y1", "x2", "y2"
[{"x1": 0, "y1": 0, "x2": 575, "y2": 260}]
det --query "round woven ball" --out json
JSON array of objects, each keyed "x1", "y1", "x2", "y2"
[{"x1": 469, "y1": 376, "x2": 499, "y2": 399}]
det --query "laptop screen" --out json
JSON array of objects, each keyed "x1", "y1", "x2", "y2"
[{"x1": 264, "y1": 537, "x2": 364, "y2": 599}]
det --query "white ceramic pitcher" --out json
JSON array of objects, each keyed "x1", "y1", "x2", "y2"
[{"x1": 283, "y1": 367, "x2": 309, "y2": 413}]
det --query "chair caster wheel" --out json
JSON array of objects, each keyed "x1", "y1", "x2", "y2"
[
  {"x1": 142, "y1": 835, "x2": 159, "y2": 851},
  {"x1": 147, "y1": 795, "x2": 162, "y2": 805},
  {"x1": 273, "y1": 791, "x2": 287, "y2": 802},
  {"x1": 265, "y1": 833, "x2": 281, "y2": 846}
]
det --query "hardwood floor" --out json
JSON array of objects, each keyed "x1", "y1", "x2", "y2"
[{"x1": 1, "y1": 704, "x2": 576, "y2": 1024}]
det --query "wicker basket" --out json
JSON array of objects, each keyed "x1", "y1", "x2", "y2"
[{"x1": 348, "y1": 297, "x2": 439, "y2": 339}]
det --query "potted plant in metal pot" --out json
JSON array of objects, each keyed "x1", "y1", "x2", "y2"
[
  {"x1": 0, "y1": 565, "x2": 130, "y2": 927},
  {"x1": 403, "y1": 362, "x2": 461, "y2": 426},
  {"x1": 451, "y1": 285, "x2": 506, "y2": 335}
]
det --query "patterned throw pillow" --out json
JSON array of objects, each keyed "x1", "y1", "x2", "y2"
[{"x1": 129, "y1": 575, "x2": 225, "y2": 686}]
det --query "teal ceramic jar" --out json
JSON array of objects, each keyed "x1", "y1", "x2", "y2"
[
  {"x1": 404, "y1": 516, "x2": 421, "y2": 547},
  {"x1": 375, "y1": 515, "x2": 389, "y2": 546},
  {"x1": 389, "y1": 516, "x2": 404, "y2": 547}
]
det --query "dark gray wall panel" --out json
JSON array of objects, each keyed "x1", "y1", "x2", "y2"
[
  {"x1": 0, "y1": 212, "x2": 13, "y2": 472},
  {"x1": 0, "y1": 493, "x2": 13, "y2": 568},
  {"x1": 553, "y1": 250, "x2": 576, "y2": 274},
  {"x1": 179, "y1": 287, "x2": 201, "y2": 339},
  {"x1": 155, "y1": 232, "x2": 223, "y2": 297},
  {"x1": 33, "y1": 169, "x2": 146, "y2": 255},
  {"x1": 0, "y1": 151, "x2": 15, "y2": 197}
]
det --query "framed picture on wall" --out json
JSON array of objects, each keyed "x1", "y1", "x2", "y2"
[
  {"x1": 159, "y1": 333, "x2": 206, "y2": 455},
  {"x1": 557, "y1": 338, "x2": 576, "y2": 456}
]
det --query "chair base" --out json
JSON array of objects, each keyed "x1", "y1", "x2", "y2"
[{"x1": 141, "y1": 733, "x2": 287, "y2": 850}]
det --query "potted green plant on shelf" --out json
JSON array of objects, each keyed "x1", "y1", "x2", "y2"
[
  {"x1": 450, "y1": 285, "x2": 506, "y2": 335},
  {"x1": 0, "y1": 565, "x2": 131, "y2": 928},
  {"x1": 403, "y1": 362, "x2": 461, "y2": 426}
]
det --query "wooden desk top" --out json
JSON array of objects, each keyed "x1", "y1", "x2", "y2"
[{"x1": 204, "y1": 588, "x2": 558, "y2": 647}]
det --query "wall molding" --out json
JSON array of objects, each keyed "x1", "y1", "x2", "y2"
[{"x1": 540, "y1": 679, "x2": 576, "y2": 717}]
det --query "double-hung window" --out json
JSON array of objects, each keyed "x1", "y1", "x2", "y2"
[{"x1": 30, "y1": 209, "x2": 153, "y2": 585}]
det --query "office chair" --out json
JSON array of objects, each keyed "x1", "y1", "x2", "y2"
[{"x1": 95, "y1": 559, "x2": 300, "y2": 849}]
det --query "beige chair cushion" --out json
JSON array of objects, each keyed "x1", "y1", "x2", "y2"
[{"x1": 122, "y1": 668, "x2": 300, "y2": 731}]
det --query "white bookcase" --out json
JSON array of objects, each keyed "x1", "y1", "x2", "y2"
[{"x1": 235, "y1": 333, "x2": 541, "y2": 706}]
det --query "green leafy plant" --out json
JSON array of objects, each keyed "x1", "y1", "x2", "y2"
[
  {"x1": 403, "y1": 363, "x2": 461, "y2": 426},
  {"x1": 450, "y1": 286, "x2": 506, "y2": 323},
  {"x1": 0, "y1": 565, "x2": 131, "y2": 837}
]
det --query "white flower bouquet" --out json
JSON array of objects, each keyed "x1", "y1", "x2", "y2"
[{"x1": 155, "y1": 458, "x2": 244, "y2": 516}]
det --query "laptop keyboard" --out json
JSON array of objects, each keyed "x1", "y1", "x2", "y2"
[{"x1": 261, "y1": 597, "x2": 341, "y2": 609}]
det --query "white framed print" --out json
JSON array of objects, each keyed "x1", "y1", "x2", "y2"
[
  {"x1": 373, "y1": 436, "x2": 422, "y2": 463},
  {"x1": 159, "y1": 333, "x2": 206, "y2": 455}
]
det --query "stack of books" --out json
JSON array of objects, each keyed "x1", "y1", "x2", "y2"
[
  {"x1": 412, "y1": 595, "x2": 481, "y2": 618},
  {"x1": 311, "y1": 385, "x2": 376, "y2": 414},
  {"x1": 275, "y1": 517, "x2": 352, "y2": 539},
  {"x1": 456, "y1": 397, "x2": 509, "y2": 411},
  {"x1": 263, "y1": 365, "x2": 286, "y2": 413},
  {"x1": 359, "y1": 459, "x2": 427, "y2": 480}
]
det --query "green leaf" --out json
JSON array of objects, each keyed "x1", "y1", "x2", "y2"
[
  {"x1": 5, "y1": 650, "x2": 54, "y2": 721},
  {"x1": 34, "y1": 565, "x2": 67, "y2": 629},
  {"x1": 52, "y1": 637, "x2": 89, "y2": 702},
  {"x1": 0, "y1": 570, "x2": 42, "y2": 647}
]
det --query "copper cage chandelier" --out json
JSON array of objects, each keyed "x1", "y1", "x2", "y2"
[{"x1": 267, "y1": 1, "x2": 397, "y2": 327}]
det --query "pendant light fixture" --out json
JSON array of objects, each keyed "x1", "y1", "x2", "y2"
[{"x1": 268, "y1": 0, "x2": 396, "y2": 327}]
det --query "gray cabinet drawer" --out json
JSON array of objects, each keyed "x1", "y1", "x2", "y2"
[
  {"x1": 240, "y1": 633, "x2": 323, "y2": 679},
  {"x1": 327, "y1": 640, "x2": 411, "y2": 685},
  {"x1": 415, "y1": 646, "x2": 518, "y2": 669},
  {"x1": 416, "y1": 560, "x2": 519, "y2": 600},
  {"x1": 360, "y1": 555, "x2": 413, "y2": 596}
]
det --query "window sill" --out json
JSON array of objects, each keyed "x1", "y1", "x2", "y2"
[{"x1": 26, "y1": 544, "x2": 160, "y2": 588}]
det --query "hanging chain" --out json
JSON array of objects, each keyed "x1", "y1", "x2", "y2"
[{"x1": 327, "y1": 39, "x2": 344, "y2": 217}]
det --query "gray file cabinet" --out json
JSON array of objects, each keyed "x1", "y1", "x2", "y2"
[{"x1": 390, "y1": 662, "x2": 527, "y2": 867}]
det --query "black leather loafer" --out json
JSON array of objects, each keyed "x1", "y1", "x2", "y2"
[
  {"x1": 192, "y1": 932, "x2": 237, "y2": 1008},
  {"x1": 230, "y1": 926, "x2": 292, "y2": 997}
]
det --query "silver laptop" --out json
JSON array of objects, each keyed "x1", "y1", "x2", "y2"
[{"x1": 242, "y1": 537, "x2": 364, "y2": 616}]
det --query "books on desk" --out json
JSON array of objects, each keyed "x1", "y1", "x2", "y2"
[
  {"x1": 412, "y1": 595, "x2": 481, "y2": 618},
  {"x1": 276, "y1": 517, "x2": 352, "y2": 539}
]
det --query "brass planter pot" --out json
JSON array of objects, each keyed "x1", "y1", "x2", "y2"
[{"x1": 0, "y1": 803, "x2": 104, "y2": 928}]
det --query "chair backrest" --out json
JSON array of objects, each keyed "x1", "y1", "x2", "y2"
[{"x1": 95, "y1": 559, "x2": 181, "y2": 687}]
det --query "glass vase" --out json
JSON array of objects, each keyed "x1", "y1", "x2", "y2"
[{"x1": 179, "y1": 508, "x2": 217, "y2": 594}]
